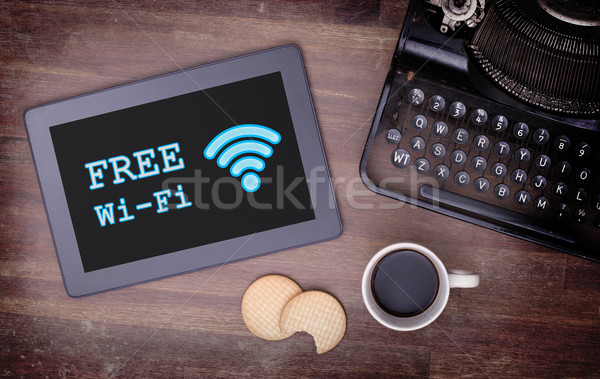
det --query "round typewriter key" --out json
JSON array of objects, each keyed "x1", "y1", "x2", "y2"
[
  {"x1": 575, "y1": 142, "x2": 592, "y2": 159},
  {"x1": 533, "y1": 128, "x2": 550, "y2": 145},
  {"x1": 515, "y1": 190, "x2": 531, "y2": 206},
  {"x1": 530, "y1": 175, "x2": 547, "y2": 191},
  {"x1": 574, "y1": 208, "x2": 588, "y2": 223},
  {"x1": 385, "y1": 129, "x2": 402, "y2": 144},
  {"x1": 407, "y1": 88, "x2": 425, "y2": 105},
  {"x1": 515, "y1": 148, "x2": 531, "y2": 164},
  {"x1": 474, "y1": 177, "x2": 490, "y2": 193},
  {"x1": 511, "y1": 168, "x2": 527, "y2": 184},
  {"x1": 449, "y1": 101, "x2": 466, "y2": 118},
  {"x1": 554, "y1": 135, "x2": 570, "y2": 152},
  {"x1": 573, "y1": 188, "x2": 587, "y2": 203},
  {"x1": 552, "y1": 182, "x2": 568, "y2": 197},
  {"x1": 493, "y1": 141, "x2": 510, "y2": 157},
  {"x1": 434, "y1": 164, "x2": 450, "y2": 180},
  {"x1": 593, "y1": 195, "x2": 600, "y2": 211},
  {"x1": 450, "y1": 150, "x2": 467, "y2": 165},
  {"x1": 555, "y1": 161, "x2": 572, "y2": 177},
  {"x1": 470, "y1": 108, "x2": 488, "y2": 126},
  {"x1": 576, "y1": 168, "x2": 591, "y2": 184},
  {"x1": 494, "y1": 184, "x2": 510, "y2": 200},
  {"x1": 470, "y1": 156, "x2": 487, "y2": 172},
  {"x1": 432, "y1": 121, "x2": 448, "y2": 137},
  {"x1": 534, "y1": 154, "x2": 551, "y2": 170},
  {"x1": 410, "y1": 136, "x2": 425, "y2": 152},
  {"x1": 554, "y1": 203, "x2": 570, "y2": 219},
  {"x1": 452, "y1": 128, "x2": 469, "y2": 144},
  {"x1": 491, "y1": 115, "x2": 508, "y2": 132},
  {"x1": 454, "y1": 171, "x2": 470, "y2": 186},
  {"x1": 512, "y1": 122, "x2": 529, "y2": 139},
  {"x1": 412, "y1": 115, "x2": 428, "y2": 130},
  {"x1": 392, "y1": 149, "x2": 411, "y2": 168},
  {"x1": 414, "y1": 157, "x2": 430, "y2": 173},
  {"x1": 534, "y1": 196, "x2": 549, "y2": 211},
  {"x1": 491, "y1": 162, "x2": 507, "y2": 178},
  {"x1": 429, "y1": 95, "x2": 446, "y2": 112},
  {"x1": 473, "y1": 135, "x2": 490, "y2": 151},
  {"x1": 430, "y1": 143, "x2": 446, "y2": 159}
]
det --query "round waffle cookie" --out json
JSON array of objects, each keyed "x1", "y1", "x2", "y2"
[
  {"x1": 241, "y1": 274, "x2": 303, "y2": 341},
  {"x1": 280, "y1": 290, "x2": 346, "y2": 354}
]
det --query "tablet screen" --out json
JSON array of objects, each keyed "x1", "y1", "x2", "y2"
[{"x1": 50, "y1": 72, "x2": 315, "y2": 272}]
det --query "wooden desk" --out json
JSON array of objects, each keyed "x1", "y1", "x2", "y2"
[{"x1": 2, "y1": 1, "x2": 599, "y2": 377}]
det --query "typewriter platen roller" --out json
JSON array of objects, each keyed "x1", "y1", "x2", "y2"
[{"x1": 360, "y1": 0, "x2": 600, "y2": 261}]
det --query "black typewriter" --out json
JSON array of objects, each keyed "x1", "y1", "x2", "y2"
[{"x1": 360, "y1": 0, "x2": 600, "y2": 261}]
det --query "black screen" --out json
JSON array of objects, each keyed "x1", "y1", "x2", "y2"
[{"x1": 50, "y1": 72, "x2": 315, "y2": 272}]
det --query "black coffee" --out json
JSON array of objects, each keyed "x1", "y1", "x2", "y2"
[{"x1": 371, "y1": 250, "x2": 439, "y2": 317}]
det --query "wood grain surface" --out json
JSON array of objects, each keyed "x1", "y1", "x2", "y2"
[{"x1": 1, "y1": 1, "x2": 599, "y2": 377}]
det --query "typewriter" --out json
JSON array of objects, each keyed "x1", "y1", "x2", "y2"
[{"x1": 360, "y1": 0, "x2": 600, "y2": 261}]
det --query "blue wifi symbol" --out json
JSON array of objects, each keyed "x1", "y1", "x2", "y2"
[{"x1": 204, "y1": 124, "x2": 281, "y2": 192}]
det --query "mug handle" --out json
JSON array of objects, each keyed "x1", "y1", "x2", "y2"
[{"x1": 447, "y1": 269, "x2": 479, "y2": 288}]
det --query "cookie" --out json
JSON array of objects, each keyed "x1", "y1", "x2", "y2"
[
  {"x1": 241, "y1": 274, "x2": 303, "y2": 341},
  {"x1": 280, "y1": 290, "x2": 346, "y2": 354}
]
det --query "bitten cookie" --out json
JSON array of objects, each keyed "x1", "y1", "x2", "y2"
[
  {"x1": 241, "y1": 275, "x2": 303, "y2": 341},
  {"x1": 279, "y1": 290, "x2": 346, "y2": 354}
]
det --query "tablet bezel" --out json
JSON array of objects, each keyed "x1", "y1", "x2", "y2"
[{"x1": 24, "y1": 45, "x2": 342, "y2": 297}]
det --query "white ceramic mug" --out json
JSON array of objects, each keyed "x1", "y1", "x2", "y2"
[{"x1": 362, "y1": 242, "x2": 479, "y2": 331}]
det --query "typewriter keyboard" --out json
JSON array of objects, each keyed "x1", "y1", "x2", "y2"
[{"x1": 363, "y1": 74, "x2": 600, "y2": 260}]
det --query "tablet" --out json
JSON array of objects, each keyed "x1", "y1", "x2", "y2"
[{"x1": 24, "y1": 45, "x2": 341, "y2": 297}]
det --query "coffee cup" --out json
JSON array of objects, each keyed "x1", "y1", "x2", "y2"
[{"x1": 361, "y1": 242, "x2": 479, "y2": 331}]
